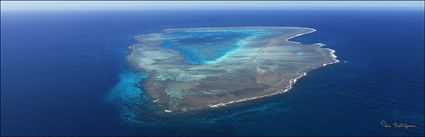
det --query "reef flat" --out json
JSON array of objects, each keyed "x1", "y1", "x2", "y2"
[{"x1": 127, "y1": 27, "x2": 339, "y2": 112}]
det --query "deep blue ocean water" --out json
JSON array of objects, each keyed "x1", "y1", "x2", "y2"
[{"x1": 1, "y1": 9, "x2": 424, "y2": 136}]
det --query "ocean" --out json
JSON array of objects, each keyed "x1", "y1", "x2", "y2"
[{"x1": 1, "y1": 9, "x2": 424, "y2": 136}]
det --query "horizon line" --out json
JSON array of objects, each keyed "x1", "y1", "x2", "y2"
[{"x1": 1, "y1": 1, "x2": 424, "y2": 11}]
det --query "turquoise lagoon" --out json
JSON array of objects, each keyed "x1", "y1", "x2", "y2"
[{"x1": 161, "y1": 29, "x2": 271, "y2": 64}]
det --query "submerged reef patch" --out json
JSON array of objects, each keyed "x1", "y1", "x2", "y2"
[{"x1": 127, "y1": 27, "x2": 338, "y2": 112}]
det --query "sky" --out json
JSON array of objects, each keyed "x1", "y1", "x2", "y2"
[{"x1": 1, "y1": 1, "x2": 424, "y2": 11}]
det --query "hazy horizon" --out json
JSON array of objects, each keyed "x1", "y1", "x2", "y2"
[{"x1": 1, "y1": 1, "x2": 424, "y2": 11}]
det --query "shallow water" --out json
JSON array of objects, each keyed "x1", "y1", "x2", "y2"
[{"x1": 127, "y1": 27, "x2": 336, "y2": 112}]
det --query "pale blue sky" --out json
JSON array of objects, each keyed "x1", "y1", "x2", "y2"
[{"x1": 1, "y1": 1, "x2": 424, "y2": 11}]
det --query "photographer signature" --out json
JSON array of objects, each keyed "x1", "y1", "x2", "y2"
[{"x1": 380, "y1": 120, "x2": 416, "y2": 129}]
